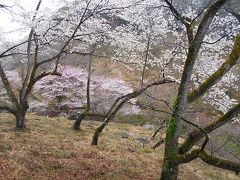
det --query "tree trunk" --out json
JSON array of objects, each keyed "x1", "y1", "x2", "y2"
[
  {"x1": 141, "y1": 34, "x2": 151, "y2": 87},
  {"x1": 160, "y1": 1, "x2": 226, "y2": 178},
  {"x1": 14, "y1": 97, "x2": 29, "y2": 130},
  {"x1": 15, "y1": 107, "x2": 28, "y2": 130},
  {"x1": 86, "y1": 43, "x2": 96, "y2": 112},
  {"x1": 160, "y1": 162, "x2": 179, "y2": 180},
  {"x1": 91, "y1": 122, "x2": 107, "y2": 145},
  {"x1": 72, "y1": 120, "x2": 81, "y2": 130},
  {"x1": 72, "y1": 113, "x2": 85, "y2": 130},
  {"x1": 160, "y1": 109, "x2": 182, "y2": 179}
]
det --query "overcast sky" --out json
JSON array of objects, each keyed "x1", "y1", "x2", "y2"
[{"x1": 0, "y1": 0, "x2": 73, "y2": 42}]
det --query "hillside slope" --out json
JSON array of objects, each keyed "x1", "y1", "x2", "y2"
[{"x1": 0, "y1": 113, "x2": 239, "y2": 180}]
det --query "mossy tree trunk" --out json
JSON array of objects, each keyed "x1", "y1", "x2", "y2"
[
  {"x1": 180, "y1": 33, "x2": 240, "y2": 155},
  {"x1": 161, "y1": 1, "x2": 227, "y2": 179},
  {"x1": 91, "y1": 121, "x2": 107, "y2": 145}
]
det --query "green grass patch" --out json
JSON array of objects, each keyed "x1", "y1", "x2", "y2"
[
  {"x1": 219, "y1": 135, "x2": 240, "y2": 155},
  {"x1": 142, "y1": 147, "x2": 153, "y2": 154},
  {"x1": 115, "y1": 114, "x2": 149, "y2": 126}
]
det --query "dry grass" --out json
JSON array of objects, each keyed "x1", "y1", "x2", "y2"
[{"x1": 0, "y1": 113, "x2": 239, "y2": 180}]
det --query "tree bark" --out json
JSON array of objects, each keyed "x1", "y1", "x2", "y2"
[
  {"x1": 141, "y1": 34, "x2": 151, "y2": 87},
  {"x1": 86, "y1": 43, "x2": 96, "y2": 112},
  {"x1": 0, "y1": 63, "x2": 19, "y2": 110},
  {"x1": 199, "y1": 150, "x2": 240, "y2": 173},
  {"x1": 72, "y1": 113, "x2": 85, "y2": 130},
  {"x1": 160, "y1": 163, "x2": 179, "y2": 180},
  {"x1": 15, "y1": 105, "x2": 28, "y2": 130},
  {"x1": 15, "y1": 112, "x2": 26, "y2": 129},
  {"x1": 91, "y1": 121, "x2": 107, "y2": 145},
  {"x1": 160, "y1": 1, "x2": 227, "y2": 179}
]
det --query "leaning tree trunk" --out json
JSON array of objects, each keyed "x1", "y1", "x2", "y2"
[
  {"x1": 91, "y1": 121, "x2": 107, "y2": 145},
  {"x1": 72, "y1": 113, "x2": 86, "y2": 130}
]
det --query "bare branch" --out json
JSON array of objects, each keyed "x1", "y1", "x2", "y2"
[
  {"x1": 203, "y1": 32, "x2": 231, "y2": 45},
  {"x1": 0, "y1": 4, "x2": 11, "y2": 11},
  {"x1": 192, "y1": 1, "x2": 211, "y2": 22},
  {"x1": 33, "y1": 71, "x2": 62, "y2": 84},
  {"x1": 164, "y1": 0, "x2": 192, "y2": 27},
  {"x1": 152, "y1": 139, "x2": 164, "y2": 149},
  {"x1": 0, "y1": 41, "x2": 28, "y2": 58},
  {"x1": 143, "y1": 91, "x2": 173, "y2": 111},
  {"x1": 54, "y1": 0, "x2": 93, "y2": 71},
  {"x1": 142, "y1": 103, "x2": 209, "y2": 151},
  {"x1": 181, "y1": 116, "x2": 209, "y2": 151},
  {"x1": 211, "y1": 136, "x2": 232, "y2": 154},
  {"x1": 179, "y1": 102, "x2": 240, "y2": 154},
  {"x1": 199, "y1": 150, "x2": 240, "y2": 173},
  {"x1": 141, "y1": 34, "x2": 151, "y2": 87},
  {"x1": 175, "y1": 149, "x2": 202, "y2": 164},
  {"x1": 91, "y1": 79, "x2": 175, "y2": 145},
  {"x1": 0, "y1": 105, "x2": 14, "y2": 113},
  {"x1": 225, "y1": 8, "x2": 240, "y2": 23},
  {"x1": 21, "y1": 0, "x2": 43, "y2": 100}
]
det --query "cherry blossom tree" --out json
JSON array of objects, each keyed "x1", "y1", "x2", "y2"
[
  {"x1": 0, "y1": 0, "x2": 239, "y2": 178},
  {"x1": 0, "y1": 0, "x2": 144, "y2": 129},
  {"x1": 72, "y1": 0, "x2": 240, "y2": 178},
  {"x1": 33, "y1": 65, "x2": 140, "y2": 115},
  {"x1": 49, "y1": 4, "x2": 240, "y2": 178}
]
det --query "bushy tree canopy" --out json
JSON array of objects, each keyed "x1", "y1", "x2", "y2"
[{"x1": 33, "y1": 65, "x2": 139, "y2": 114}]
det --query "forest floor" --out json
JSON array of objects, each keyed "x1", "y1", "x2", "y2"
[{"x1": 0, "y1": 113, "x2": 239, "y2": 180}]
